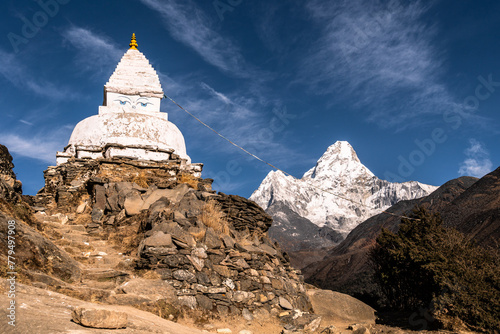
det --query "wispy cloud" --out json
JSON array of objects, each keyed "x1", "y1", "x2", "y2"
[
  {"x1": 164, "y1": 80, "x2": 304, "y2": 170},
  {"x1": 138, "y1": 0, "x2": 260, "y2": 79},
  {"x1": 19, "y1": 120, "x2": 34, "y2": 126},
  {"x1": 200, "y1": 82, "x2": 232, "y2": 104},
  {"x1": 62, "y1": 26, "x2": 124, "y2": 77},
  {"x1": 0, "y1": 48, "x2": 76, "y2": 100},
  {"x1": 0, "y1": 130, "x2": 70, "y2": 164},
  {"x1": 301, "y1": 0, "x2": 465, "y2": 128},
  {"x1": 458, "y1": 139, "x2": 493, "y2": 178}
]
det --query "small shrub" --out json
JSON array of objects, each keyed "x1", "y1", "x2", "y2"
[
  {"x1": 12, "y1": 203, "x2": 34, "y2": 223},
  {"x1": 131, "y1": 171, "x2": 149, "y2": 188},
  {"x1": 198, "y1": 200, "x2": 230, "y2": 235}
]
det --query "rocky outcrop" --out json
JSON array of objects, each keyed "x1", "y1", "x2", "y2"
[
  {"x1": 0, "y1": 211, "x2": 81, "y2": 283},
  {"x1": 1, "y1": 146, "x2": 80, "y2": 283},
  {"x1": 130, "y1": 184, "x2": 311, "y2": 316},
  {"x1": 27, "y1": 156, "x2": 313, "y2": 323},
  {"x1": 34, "y1": 157, "x2": 205, "y2": 213},
  {"x1": 0, "y1": 144, "x2": 22, "y2": 202}
]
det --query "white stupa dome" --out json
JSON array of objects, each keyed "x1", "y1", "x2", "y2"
[{"x1": 57, "y1": 34, "x2": 191, "y2": 165}]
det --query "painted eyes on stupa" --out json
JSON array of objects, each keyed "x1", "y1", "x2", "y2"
[
  {"x1": 116, "y1": 99, "x2": 131, "y2": 106},
  {"x1": 115, "y1": 100, "x2": 151, "y2": 108}
]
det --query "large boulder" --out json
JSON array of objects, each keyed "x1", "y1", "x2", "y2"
[
  {"x1": 72, "y1": 307, "x2": 128, "y2": 329},
  {"x1": 306, "y1": 289, "x2": 376, "y2": 325}
]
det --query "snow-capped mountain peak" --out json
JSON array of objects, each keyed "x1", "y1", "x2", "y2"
[
  {"x1": 303, "y1": 141, "x2": 374, "y2": 183},
  {"x1": 321, "y1": 141, "x2": 361, "y2": 163},
  {"x1": 250, "y1": 141, "x2": 438, "y2": 251}
]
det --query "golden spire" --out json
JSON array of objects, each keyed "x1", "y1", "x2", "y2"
[{"x1": 129, "y1": 33, "x2": 138, "y2": 50}]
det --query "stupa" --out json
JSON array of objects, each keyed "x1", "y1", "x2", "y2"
[{"x1": 56, "y1": 34, "x2": 193, "y2": 167}]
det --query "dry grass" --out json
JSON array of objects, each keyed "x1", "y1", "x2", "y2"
[
  {"x1": 134, "y1": 299, "x2": 180, "y2": 322},
  {"x1": 0, "y1": 260, "x2": 9, "y2": 280},
  {"x1": 238, "y1": 233, "x2": 256, "y2": 246},
  {"x1": 178, "y1": 173, "x2": 199, "y2": 189},
  {"x1": 0, "y1": 199, "x2": 12, "y2": 216},
  {"x1": 0, "y1": 277, "x2": 6, "y2": 293},
  {"x1": 189, "y1": 227, "x2": 206, "y2": 242},
  {"x1": 107, "y1": 214, "x2": 147, "y2": 255},
  {"x1": 0, "y1": 198, "x2": 38, "y2": 228},
  {"x1": 72, "y1": 213, "x2": 92, "y2": 227},
  {"x1": 138, "y1": 269, "x2": 161, "y2": 280},
  {"x1": 131, "y1": 171, "x2": 149, "y2": 188},
  {"x1": 198, "y1": 200, "x2": 230, "y2": 235},
  {"x1": 97, "y1": 167, "x2": 122, "y2": 182}
]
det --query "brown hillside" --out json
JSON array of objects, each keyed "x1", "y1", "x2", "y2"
[{"x1": 302, "y1": 176, "x2": 480, "y2": 297}]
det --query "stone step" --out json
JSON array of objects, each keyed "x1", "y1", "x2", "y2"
[
  {"x1": 57, "y1": 228, "x2": 88, "y2": 236},
  {"x1": 61, "y1": 246, "x2": 90, "y2": 257},
  {"x1": 89, "y1": 240, "x2": 112, "y2": 247},
  {"x1": 105, "y1": 293, "x2": 153, "y2": 306},
  {"x1": 65, "y1": 224, "x2": 87, "y2": 232},
  {"x1": 61, "y1": 286, "x2": 112, "y2": 303},
  {"x1": 40, "y1": 213, "x2": 69, "y2": 224},
  {"x1": 84, "y1": 256, "x2": 121, "y2": 268},
  {"x1": 60, "y1": 233, "x2": 90, "y2": 243},
  {"x1": 83, "y1": 268, "x2": 130, "y2": 281},
  {"x1": 39, "y1": 221, "x2": 66, "y2": 229},
  {"x1": 79, "y1": 279, "x2": 120, "y2": 290},
  {"x1": 54, "y1": 239, "x2": 94, "y2": 252}
]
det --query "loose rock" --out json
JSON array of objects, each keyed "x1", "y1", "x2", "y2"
[
  {"x1": 279, "y1": 296, "x2": 294, "y2": 310},
  {"x1": 71, "y1": 307, "x2": 128, "y2": 329}
]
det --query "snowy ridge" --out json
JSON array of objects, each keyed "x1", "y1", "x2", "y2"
[{"x1": 250, "y1": 141, "x2": 438, "y2": 239}]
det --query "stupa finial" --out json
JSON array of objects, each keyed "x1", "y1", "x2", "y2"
[{"x1": 129, "y1": 33, "x2": 138, "y2": 50}]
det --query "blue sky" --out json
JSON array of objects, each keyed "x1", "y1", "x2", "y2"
[{"x1": 1, "y1": 0, "x2": 499, "y2": 197}]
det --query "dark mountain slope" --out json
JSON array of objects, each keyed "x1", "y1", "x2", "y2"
[
  {"x1": 302, "y1": 176, "x2": 479, "y2": 296},
  {"x1": 440, "y1": 166, "x2": 500, "y2": 247}
]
